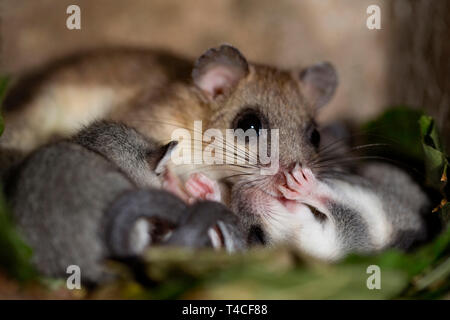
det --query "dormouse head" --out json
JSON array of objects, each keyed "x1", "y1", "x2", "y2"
[
  {"x1": 190, "y1": 44, "x2": 337, "y2": 181},
  {"x1": 190, "y1": 45, "x2": 338, "y2": 247}
]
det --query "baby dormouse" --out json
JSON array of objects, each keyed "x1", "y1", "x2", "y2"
[{"x1": 5, "y1": 121, "x2": 246, "y2": 283}]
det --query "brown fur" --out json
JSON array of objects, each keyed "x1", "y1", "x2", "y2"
[
  {"x1": 1, "y1": 47, "x2": 320, "y2": 168},
  {"x1": 0, "y1": 46, "x2": 332, "y2": 206},
  {"x1": 0, "y1": 48, "x2": 192, "y2": 151}
]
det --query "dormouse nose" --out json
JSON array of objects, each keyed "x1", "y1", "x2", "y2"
[
  {"x1": 271, "y1": 122, "x2": 316, "y2": 171},
  {"x1": 278, "y1": 143, "x2": 314, "y2": 171}
]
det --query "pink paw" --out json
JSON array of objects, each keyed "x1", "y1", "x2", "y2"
[
  {"x1": 185, "y1": 173, "x2": 221, "y2": 204},
  {"x1": 278, "y1": 163, "x2": 317, "y2": 201},
  {"x1": 162, "y1": 169, "x2": 190, "y2": 203}
]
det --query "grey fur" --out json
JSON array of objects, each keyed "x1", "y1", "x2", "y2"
[
  {"x1": 5, "y1": 122, "x2": 178, "y2": 283},
  {"x1": 315, "y1": 163, "x2": 429, "y2": 253},
  {"x1": 328, "y1": 202, "x2": 372, "y2": 254},
  {"x1": 72, "y1": 121, "x2": 174, "y2": 188},
  {"x1": 105, "y1": 189, "x2": 187, "y2": 257},
  {"x1": 321, "y1": 163, "x2": 429, "y2": 252},
  {"x1": 165, "y1": 201, "x2": 247, "y2": 252},
  {"x1": 357, "y1": 162, "x2": 429, "y2": 249}
]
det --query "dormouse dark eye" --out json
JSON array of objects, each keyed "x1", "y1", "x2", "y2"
[
  {"x1": 309, "y1": 127, "x2": 321, "y2": 148},
  {"x1": 233, "y1": 110, "x2": 264, "y2": 136}
]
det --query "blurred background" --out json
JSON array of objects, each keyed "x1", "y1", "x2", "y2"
[{"x1": 0, "y1": 0, "x2": 449, "y2": 140}]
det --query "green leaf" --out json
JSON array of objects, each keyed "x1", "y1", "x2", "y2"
[
  {"x1": 0, "y1": 76, "x2": 35, "y2": 281},
  {"x1": 419, "y1": 115, "x2": 448, "y2": 194},
  {"x1": 0, "y1": 185, "x2": 36, "y2": 281},
  {"x1": 363, "y1": 106, "x2": 425, "y2": 164},
  {"x1": 97, "y1": 247, "x2": 410, "y2": 300},
  {"x1": 401, "y1": 224, "x2": 450, "y2": 298}
]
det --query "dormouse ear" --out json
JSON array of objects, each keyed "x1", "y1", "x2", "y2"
[
  {"x1": 192, "y1": 44, "x2": 249, "y2": 99},
  {"x1": 151, "y1": 141, "x2": 178, "y2": 175},
  {"x1": 298, "y1": 62, "x2": 338, "y2": 109}
]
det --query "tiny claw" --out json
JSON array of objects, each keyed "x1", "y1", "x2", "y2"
[
  {"x1": 303, "y1": 168, "x2": 315, "y2": 181},
  {"x1": 185, "y1": 172, "x2": 222, "y2": 203},
  {"x1": 284, "y1": 172, "x2": 300, "y2": 191},
  {"x1": 278, "y1": 185, "x2": 299, "y2": 200}
]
